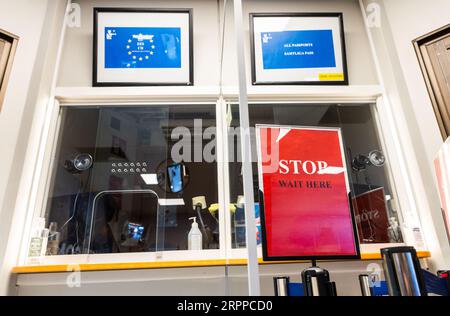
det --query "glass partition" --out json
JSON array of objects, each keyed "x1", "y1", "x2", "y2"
[
  {"x1": 228, "y1": 103, "x2": 403, "y2": 250},
  {"x1": 44, "y1": 104, "x2": 219, "y2": 255},
  {"x1": 41, "y1": 101, "x2": 404, "y2": 259}
]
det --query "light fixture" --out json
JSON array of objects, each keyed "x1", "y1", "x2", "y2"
[
  {"x1": 65, "y1": 153, "x2": 94, "y2": 174},
  {"x1": 368, "y1": 150, "x2": 386, "y2": 167},
  {"x1": 352, "y1": 150, "x2": 386, "y2": 172}
]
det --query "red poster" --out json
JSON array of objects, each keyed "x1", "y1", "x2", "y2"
[
  {"x1": 434, "y1": 140, "x2": 450, "y2": 244},
  {"x1": 256, "y1": 125, "x2": 359, "y2": 260},
  {"x1": 352, "y1": 188, "x2": 390, "y2": 243}
]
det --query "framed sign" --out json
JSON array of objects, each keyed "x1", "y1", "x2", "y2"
[
  {"x1": 250, "y1": 13, "x2": 348, "y2": 85},
  {"x1": 93, "y1": 8, "x2": 193, "y2": 86},
  {"x1": 256, "y1": 125, "x2": 360, "y2": 261}
]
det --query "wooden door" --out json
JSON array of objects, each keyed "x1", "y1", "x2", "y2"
[
  {"x1": 0, "y1": 38, "x2": 12, "y2": 86},
  {"x1": 0, "y1": 30, "x2": 18, "y2": 111},
  {"x1": 415, "y1": 25, "x2": 450, "y2": 138}
]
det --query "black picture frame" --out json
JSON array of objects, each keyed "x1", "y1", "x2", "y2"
[
  {"x1": 250, "y1": 12, "x2": 349, "y2": 86},
  {"x1": 259, "y1": 190, "x2": 361, "y2": 262},
  {"x1": 93, "y1": 8, "x2": 194, "y2": 87}
]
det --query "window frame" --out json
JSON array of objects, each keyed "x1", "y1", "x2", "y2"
[{"x1": 18, "y1": 90, "x2": 428, "y2": 266}]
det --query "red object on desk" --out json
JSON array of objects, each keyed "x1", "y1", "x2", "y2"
[{"x1": 352, "y1": 188, "x2": 390, "y2": 243}]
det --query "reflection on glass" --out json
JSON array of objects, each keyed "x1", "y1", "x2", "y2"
[
  {"x1": 228, "y1": 103, "x2": 403, "y2": 248},
  {"x1": 167, "y1": 163, "x2": 184, "y2": 193},
  {"x1": 89, "y1": 191, "x2": 159, "y2": 253},
  {"x1": 44, "y1": 105, "x2": 218, "y2": 255}
]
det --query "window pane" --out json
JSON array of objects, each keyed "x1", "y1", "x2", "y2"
[
  {"x1": 44, "y1": 105, "x2": 219, "y2": 255},
  {"x1": 228, "y1": 103, "x2": 403, "y2": 249}
]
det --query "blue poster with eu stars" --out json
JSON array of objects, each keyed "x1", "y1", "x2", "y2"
[
  {"x1": 105, "y1": 27, "x2": 182, "y2": 69},
  {"x1": 261, "y1": 30, "x2": 336, "y2": 70}
]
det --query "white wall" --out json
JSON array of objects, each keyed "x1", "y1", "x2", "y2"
[
  {"x1": 384, "y1": 0, "x2": 450, "y2": 270},
  {"x1": 0, "y1": 0, "x2": 50, "y2": 295},
  {"x1": 0, "y1": 0, "x2": 46, "y2": 221},
  {"x1": 384, "y1": 0, "x2": 450, "y2": 164},
  {"x1": 0, "y1": 0, "x2": 67, "y2": 295},
  {"x1": 58, "y1": 0, "x2": 378, "y2": 87},
  {"x1": 361, "y1": 0, "x2": 450, "y2": 269}
]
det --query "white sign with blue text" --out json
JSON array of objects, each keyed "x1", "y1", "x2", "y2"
[{"x1": 251, "y1": 14, "x2": 347, "y2": 85}]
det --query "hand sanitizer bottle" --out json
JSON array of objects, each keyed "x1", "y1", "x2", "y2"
[
  {"x1": 27, "y1": 217, "x2": 47, "y2": 264},
  {"x1": 188, "y1": 217, "x2": 202, "y2": 250}
]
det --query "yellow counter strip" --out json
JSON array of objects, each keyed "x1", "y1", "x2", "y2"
[
  {"x1": 228, "y1": 251, "x2": 431, "y2": 265},
  {"x1": 361, "y1": 251, "x2": 429, "y2": 260},
  {"x1": 12, "y1": 251, "x2": 431, "y2": 274}
]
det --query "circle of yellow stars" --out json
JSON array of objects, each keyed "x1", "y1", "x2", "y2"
[{"x1": 126, "y1": 37, "x2": 156, "y2": 67}]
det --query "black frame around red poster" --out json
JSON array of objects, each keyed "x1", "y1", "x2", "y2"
[{"x1": 255, "y1": 125, "x2": 360, "y2": 262}]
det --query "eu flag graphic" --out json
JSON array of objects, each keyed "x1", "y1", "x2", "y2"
[{"x1": 105, "y1": 27, "x2": 182, "y2": 69}]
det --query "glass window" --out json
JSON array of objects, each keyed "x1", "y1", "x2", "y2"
[
  {"x1": 44, "y1": 105, "x2": 219, "y2": 255},
  {"x1": 228, "y1": 103, "x2": 403, "y2": 249}
]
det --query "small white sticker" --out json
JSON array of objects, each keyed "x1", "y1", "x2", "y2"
[
  {"x1": 159, "y1": 199, "x2": 185, "y2": 206},
  {"x1": 412, "y1": 227, "x2": 425, "y2": 249},
  {"x1": 226, "y1": 104, "x2": 233, "y2": 127},
  {"x1": 140, "y1": 174, "x2": 158, "y2": 185}
]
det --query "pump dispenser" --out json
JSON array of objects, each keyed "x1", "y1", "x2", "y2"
[{"x1": 188, "y1": 217, "x2": 203, "y2": 250}]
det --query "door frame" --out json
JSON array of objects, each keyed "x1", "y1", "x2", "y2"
[
  {"x1": 413, "y1": 23, "x2": 450, "y2": 139},
  {"x1": 0, "y1": 28, "x2": 19, "y2": 112}
]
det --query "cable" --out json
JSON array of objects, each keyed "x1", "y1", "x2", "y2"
[
  {"x1": 58, "y1": 169, "x2": 92, "y2": 249},
  {"x1": 59, "y1": 179, "x2": 83, "y2": 234},
  {"x1": 73, "y1": 169, "x2": 93, "y2": 253}
]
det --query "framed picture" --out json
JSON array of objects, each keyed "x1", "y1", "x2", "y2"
[
  {"x1": 93, "y1": 8, "x2": 193, "y2": 86},
  {"x1": 250, "y1": 13, "x2": 348, "y2": 85},
  {"x1": 256, "y1": 125, "x2": 360, "y2": 261}
]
